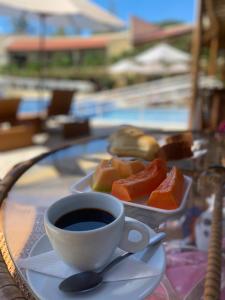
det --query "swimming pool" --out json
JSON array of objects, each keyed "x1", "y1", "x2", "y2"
[
  {"x1": 91, "y1": 107, "x2": 188, "y2": 130},
  {"x1": 19, "y1": 100, "x2": 189, "y2": 129},
  {"x1": 95, "y1": 107, "x2": 188, "y2": 122}
]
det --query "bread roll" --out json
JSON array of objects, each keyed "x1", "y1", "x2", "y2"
[{"x1": 108, "y1": 126, "x2": 159, "y2": 160}]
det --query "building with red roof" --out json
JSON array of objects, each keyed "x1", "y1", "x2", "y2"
[
  {"x1": 7, "y1": 36, "x2": 109, "y2": 53},
  {"x1": 5, "y1": 17, "x2": 193, "y2": 66}
]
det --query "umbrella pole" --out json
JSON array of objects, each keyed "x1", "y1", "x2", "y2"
[{"x1": 38, "y1": 13, "x2": 47, "y2": 113}]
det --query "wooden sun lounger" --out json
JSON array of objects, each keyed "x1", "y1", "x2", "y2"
[
  {"x1": 0, "y1": 125, "x2": 33, "y2": 151},
  {"x1": 0, "y1": 98, "x2": 21, "y2": 124}
]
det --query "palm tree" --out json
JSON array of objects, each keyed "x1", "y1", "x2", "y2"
[{"x1": 13, "y1": 13, "x2": 28, "y2": 34}]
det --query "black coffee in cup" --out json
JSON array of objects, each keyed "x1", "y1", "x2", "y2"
[{"x1": 54, "y1": 208, "x2": 115, "y2": 231}]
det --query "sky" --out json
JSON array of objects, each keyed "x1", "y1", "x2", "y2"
[
  {"x1": 94, "y1": 0, "x2": 195, "y2": 24},
  {"x1": 0, "y1": 0, "x2": 195, "y2": 35}
]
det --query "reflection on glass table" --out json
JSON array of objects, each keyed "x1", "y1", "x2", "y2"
[{"x1": 2, "y1": 132, "x2": 224, "y2": 300}]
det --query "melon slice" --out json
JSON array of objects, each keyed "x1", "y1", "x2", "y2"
[
  {"x1": 147, "y1": 166, "x2": 184, "y2": 210},
  {"x1": 111, "y1": 159, "x2": 167, "y2": 201},
  {"x1": 92, "y1": 160, "x2": 120, "y2": 192},
  {"x1": 111, "y1": 158, "x2": 145, "y2": 178}
]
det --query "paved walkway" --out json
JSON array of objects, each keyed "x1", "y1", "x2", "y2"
[{"x1": 0, "y1": 125, "x2": 117, "y2": 179}]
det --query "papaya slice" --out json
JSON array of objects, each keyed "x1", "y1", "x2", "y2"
[
  {"x1": 92, "y1": 160, "x2": 120, "y2": 193},
  {"x1": 111, "y1": 159, "x2": 167, "y2": 201},
  {"x1": 111, "y1": 158, "x2": 145, "y2": 178},
  {"x1": 147, "y1": 166, "x2": 184, "y2": 210}
]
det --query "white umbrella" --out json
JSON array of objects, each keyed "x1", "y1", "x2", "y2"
[
  {"x1": 137, "y1": 62, "x2": 189, "y2": 76},
  {"x1": 0, "y1": 0, "x2": 124, "y2": 67},
  {"x1": 0, "y1": 0, "x2": 124, "y2": 97},
  {"x1": 135, "y1": 43, "x2": 191, "y2": 65},
  {"x1": 141, "y1": 65, "x2": 166, "y2": 75},
  {"x1": 109, "y1": 59, "x2": 166, "y2": 75},
  {"x1": 168, "y1": 63, "x2": 190, "y2": 74},
  {"x1": 109, "y1": 59, "x2": 189, "y2": 76},
  {"x1": 0, "y1": 0, "x2": 124, "y2": 108},
  {"x1": 109, "y1": 59, "x2": 140, "y2": 74},
  {"x1": 0, "y1": 0, "x2": 124, "y2": 31}
]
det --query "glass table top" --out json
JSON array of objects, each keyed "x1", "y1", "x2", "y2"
[
  {"x1": 3, "y1": 138, "x2": 110, "y2": 265},
  {"x1": 2, "y1": 132, "x2": 224, "y2": 298}
]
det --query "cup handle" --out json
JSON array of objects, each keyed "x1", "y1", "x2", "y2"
[{"x1": 119, "y1": 219, "x2": 150, "y2": 253}]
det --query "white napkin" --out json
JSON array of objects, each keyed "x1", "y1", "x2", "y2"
[{"x1": 18, "y1": 248, "x2": 161, "y2": 282}]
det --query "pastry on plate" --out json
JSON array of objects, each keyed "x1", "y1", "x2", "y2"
[
  {"x1": 157, "y1": 141, "x2": 193, "y2": 161},
  {"x1": 108, "y1": 126, "x2": 160, "y2": 161},
  {"x1": 166, "y1": 132, "x2": 193, "y2": 146}
]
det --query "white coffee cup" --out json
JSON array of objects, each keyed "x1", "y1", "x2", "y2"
[{"x1": 44, "y1": 192, "x2": 150, "y2": 270}]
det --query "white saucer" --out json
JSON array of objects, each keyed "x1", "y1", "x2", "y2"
[{"x1": 26, "y1": 225, "x2": 165, "y2": 300}]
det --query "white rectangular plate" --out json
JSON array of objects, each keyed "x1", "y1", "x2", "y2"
[{"x1": 70, "y1": 173, "x2": 192, "y2": 227}]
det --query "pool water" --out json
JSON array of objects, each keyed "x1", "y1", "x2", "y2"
[
  {"x1": 97, "y1": 107, "x2": 188, "y2": 123},
  {"x1": 19, "y1": 100, "x2": 189, "y2": 127},
  {"x1": 19, "y1": 100, "x2": 48, "y2": 113}
]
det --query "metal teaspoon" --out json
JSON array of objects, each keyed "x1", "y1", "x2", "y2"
[{"x1": 59, "y1": 231, "x2": 166, "y2": 293}]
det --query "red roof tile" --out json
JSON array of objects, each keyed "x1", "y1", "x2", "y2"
[
  {"x1": 6, "y1": 20, "x2": 193, "y2": 53},
  {"x1": 133, "y1": 24, "x2": 193, "y2": 45},
  {"x1": 131, "y1": 16, "x2": 160, "y2": 37},
  {"x1": 7, "y1": 36, "x2": 109, "y2": 52}
]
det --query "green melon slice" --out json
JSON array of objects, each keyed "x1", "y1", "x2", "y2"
[{"x1": 92, "y1": 160, "x2": 120, "y2": 192}]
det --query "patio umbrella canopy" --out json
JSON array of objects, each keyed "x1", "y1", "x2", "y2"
[
  {"x1": 109, "y1": 60, "x2": 167, "y2": 75},
  {"x1": 109, "y1": 43, "x2": 191, "y2": 76},
  {"x1": 109, "y1": 59, "x2": 142, "y2": 74},
  {"x1": 0, "y1": 0, "x2": 124, "y2": 98},
  {"x1": 0, "y1": 0, "x2": 124, "y2": 31},
  {"x1": 109, "y1": 59, "x2": 189, "y2": 76},
  {"x1": 138, "y1": 62, "x2": 190, "y2": 76},
  {"x1": 135, "y1": 43, "x2": 191, "y2": 65}
]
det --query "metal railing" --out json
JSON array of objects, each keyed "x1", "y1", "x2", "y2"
[{"x1": 75, "y1": 74, "x2": 222, "y2": 117}]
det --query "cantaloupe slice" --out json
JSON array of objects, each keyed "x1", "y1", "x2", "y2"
[
  {"x1": 111, "y1": 159, "x2": 167, "y2": 201},
  {"x1": 147, "y1": 166, "x2": 184, "y2": 210},
  {"x1": 111, "y1": 158, "x2": 145, "y2": 178},
  {"x1": 92, "y1": 160, "x2": 120, "y2": 192}
]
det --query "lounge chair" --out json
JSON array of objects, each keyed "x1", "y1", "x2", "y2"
[
  {"x1": 8, "y1": 90, "x2": 74, "y2": 133},
  {"x1": 0, "y1": 98, "x2": 36, "y2": 151},
  {"x1": 46, "y1": 89, "x2": 75, "y2": 117},
  {"x1": 44, "y1": 89, "x2": 90, "y2": 138},
  {"x1": 0, "y1": 91, "x2": 90, "y2": 140},
  {"x1": 16, "y1": 90, "x2": 75, "y2": 134},
  {"x1": 0, "y1": 98, "x2": 21, "y2": 125},
  {"x1": 0, "y1": 125, "x2": 33, "y2": 151},
  {"x1": 15, "y1": 90, "x2": 75, "y2": 133},
  {"x1": 0, "y1": 97, "x2": 42, "y2": 133}
]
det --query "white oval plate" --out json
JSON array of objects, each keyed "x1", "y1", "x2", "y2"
[
  {"x1": 70, "y1": 172, "x2": 192, "y2": 216},
  {"x1": 26, "y1": 224, "x2": 165, "y2": 300}
]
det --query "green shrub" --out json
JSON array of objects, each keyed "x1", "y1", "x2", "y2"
[{"x1": 50, "y1": 52, "x2": 72, "y2": 67}]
